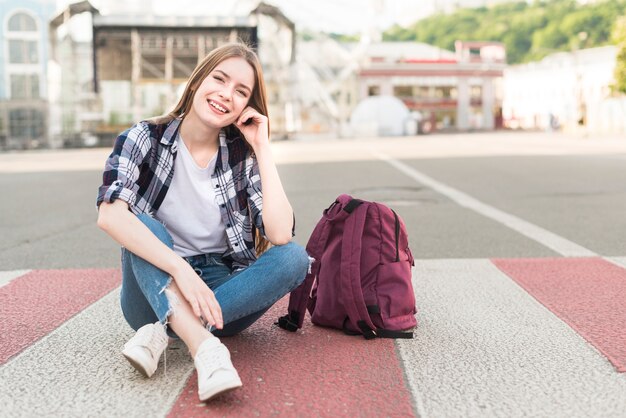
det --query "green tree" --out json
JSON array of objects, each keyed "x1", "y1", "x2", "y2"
[
  {"x1": 381, "y1": 0, "x2": 626, "y2": 64},
  {"x1": 612, "y1": 16, "x2": 626, "y2": 95}
]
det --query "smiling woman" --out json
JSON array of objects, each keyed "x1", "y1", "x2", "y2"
[{"x1": 95, "y1": 43, "x2": 309, "y2": 403}]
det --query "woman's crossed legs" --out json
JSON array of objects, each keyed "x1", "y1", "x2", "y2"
[{"x1": 118, "y1": 213, "x2": 309, "y2": 399}]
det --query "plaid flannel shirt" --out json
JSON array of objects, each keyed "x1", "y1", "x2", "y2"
[{"x1": 96, "y1": 117, "x2": 292, "y2": 270}]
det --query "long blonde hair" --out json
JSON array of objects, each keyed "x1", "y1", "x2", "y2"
[{"x1": 156, "y1": 42, "x2": 271, "y2": 256}]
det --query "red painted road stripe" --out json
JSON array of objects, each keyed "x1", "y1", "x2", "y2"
[
  {"x1": 167, "y1": 298, "x2": 415, "y2": 417},
  {"x1": 0, "y1": 269, "x2": 121, "y2": 364},
  {"x1": 493, "y1": 257, "x2": 626, "y2": 372}
]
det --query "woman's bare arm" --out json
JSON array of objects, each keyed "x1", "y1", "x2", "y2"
[
  {"x1": 235, "y1": 107, "x2": 294, "y2": 245},
  {"x1": 253, "y1": 144, "x2": 293, "y2": 245}
]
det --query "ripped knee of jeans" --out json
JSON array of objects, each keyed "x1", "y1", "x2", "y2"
[
  {"x1": 158, "y1": 279, "x2": 181, "y2": 378},
  {"x1": 160, "y1": 277, "x2": 180, "y2": 324},
  {"x1": 164, "y1": 288, "x2": 180, "y2": 311}
]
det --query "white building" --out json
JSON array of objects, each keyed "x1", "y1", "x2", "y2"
[
  {"x1": 502, "y1": 46, "x2": 620, "y2": 133},
  {"x1": 296, "y1": 39, "x2": 506, "y2": 136},
  {"x1": 356, "y1": 41, "x2": 506, "y2": 132}
]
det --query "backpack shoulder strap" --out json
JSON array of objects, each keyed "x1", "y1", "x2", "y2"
[
  {"x1": 277, "y1": 216, "x2": 330, "y2": 331},
  {"x1": 341, "y1": 202, "x2": 415, "y2": 340},
  {"x1": 339, "y1": 199, "x2": 379, "y2": 339}
]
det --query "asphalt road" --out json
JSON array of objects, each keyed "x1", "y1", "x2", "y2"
[
  {"x1": 3, "y1": 131, "x2": 626, "y2": 417},
  {"x1": 1, "y1": 132, "x2": 625, "y2": 269}
]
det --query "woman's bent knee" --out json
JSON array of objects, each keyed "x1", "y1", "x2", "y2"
[{"x1": 273, "y1": 242, "x2": 310, "y2": 282}]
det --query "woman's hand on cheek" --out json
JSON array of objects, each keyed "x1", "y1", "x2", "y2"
[{"x1": 235, "y1": 106, "x2": 269, "y2": 150}]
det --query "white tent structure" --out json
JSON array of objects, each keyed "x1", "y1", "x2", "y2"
[{"x1": 350, "y1": 95, "x2": 410, "y2": 137}]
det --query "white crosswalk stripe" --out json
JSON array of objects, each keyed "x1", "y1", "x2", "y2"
[
  {"x1": 397, "y1": 259, "x2": 626, "y2": 417},
  {"x1": 0, "y1": 288, "x2": 193, "y2": 418},
  {"x1": 2, "y1": 259, "x2": 626, "y2": 417},
  {"x1": 607, "y1": 257, "x2": 626, "y2": 269}
]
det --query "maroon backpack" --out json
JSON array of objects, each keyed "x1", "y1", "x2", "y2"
[{"x1": 277, "y1": 194, "x2": 417, "y2": 339}]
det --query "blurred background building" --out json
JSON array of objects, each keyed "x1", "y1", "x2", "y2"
[
  {"x1": 296, "y1": 39, "x2": 506, "y2": 138},
  {"x1": 0, "y1": 0, "x2": 623, "y2": 150},
  {"x1": 503, "y1": 45, "x2": 624, "y2": 134},
  {"x1": 48, "y1": 0, "x2": 296, "y2": 147},
  {"x1": 355, "y1": 40, "x2": 505, "y2": 134},
  {"x1": 0, "y1": 0, "x2": 55, "y2": 149}
]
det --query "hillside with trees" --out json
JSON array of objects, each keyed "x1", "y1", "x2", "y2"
[
  {"x1": 383, "y1": 0, "x2": 626, "y2": 64},
  {"x1": 614, "y1": 16, "x2": 626, "y2": 94}
]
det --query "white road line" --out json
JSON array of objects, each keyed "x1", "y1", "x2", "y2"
[
  {"x1": 0, "y1": 270, "x2": 31, "y2": 288},
  {"x1": 398, "y1": 260, "x2": 626, "y2": 417},
  {"x1": 0, "y1": 288, "x2": 194, "y2": 417},
  {"x1": 606, "y1": 257, "x2": 626, "y2": 269},
  {"x1": 374, "y1": 152, "x2": 597, "y2": 257}
]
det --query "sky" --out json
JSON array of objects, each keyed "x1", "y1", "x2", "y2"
[
  {"x1": 264, "y1": 0, "x2": 430, "y2": 34},
  {"x1": 54, "y1": 0, "x2": 503, "y2": 35}
]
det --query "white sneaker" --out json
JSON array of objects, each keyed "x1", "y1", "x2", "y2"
[
  {"x1": 194, "y1": 337, "x2": 243, "y2": 401},
  {"x1": 122, "y1": 322, "x2": 168, "y2": 377}
]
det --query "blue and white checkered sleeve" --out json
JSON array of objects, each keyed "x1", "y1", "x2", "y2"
[{"x1": 96, "y1": 122, "x2": 152, "y2": 211}]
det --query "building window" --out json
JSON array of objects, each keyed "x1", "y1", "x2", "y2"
[
  {"x1": 393, "y1": 86, "x2": 413, "y2": 97},
  {"x1": 10, "y1": 74, "x2": 39, "y2": 99},
  {"x1": 368, "y1": 85, "x2": 380, "y2": 96},
  {"x1": 435, "y1": 86, "x2": 456, "y2": 99},
  {"x1": 9, "y1": 108, "x2": 44, "y2": 139},
  {"x1": 175, "y1": 36, "x2": 192, "y2": 49},
  {"x1": 142, "y1": 35, "x2": 161, "y2": 49},
  {"x1": 415, "y1": 86, "x2": 430, "y2": 98},
  {"x1": 8, "y1": 39, "x2": 38, "y2": 64},
  {"x1": 471, "y1": 86, "x2": 482, "y2": 100},
  {"x1": 8, "y1": 13, "x2": 37, "y2": 32}
]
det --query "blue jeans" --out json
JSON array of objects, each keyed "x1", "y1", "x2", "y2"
[{"x1": 120, "y1": 214, "x2": 310, "y2": 337}]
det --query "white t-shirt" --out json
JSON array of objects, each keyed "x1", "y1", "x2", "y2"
[{"x1": 156, "y1": 135, "x2": 228, "y2": 257}]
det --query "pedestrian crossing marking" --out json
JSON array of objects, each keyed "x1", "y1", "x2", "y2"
[{"x1": 2, "y1": 258, "x2": 626, "y2": 417}]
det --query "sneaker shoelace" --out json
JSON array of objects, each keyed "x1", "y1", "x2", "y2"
[
  {"x1": 134, "y1": 325, "x2": 167, "y2": 356},
  {"x1": 196, "y1": 343, "x2": 232, "y2": 378}
]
